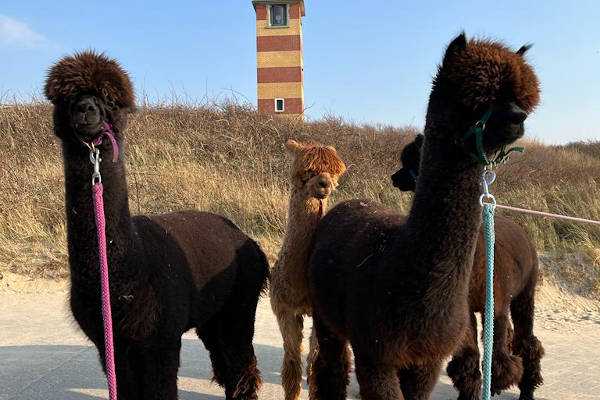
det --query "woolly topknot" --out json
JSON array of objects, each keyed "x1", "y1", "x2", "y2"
[
  {"x1": 44, "y1": 51, "x2": 134, "y2": 107},
  {"x1": 437, "y1": 34, "x2": 541, "y2": 113},
  {"x1": 286, "y1": 139, "x2": 347, "y2": 178}
]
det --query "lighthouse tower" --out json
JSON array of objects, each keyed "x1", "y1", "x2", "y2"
[{"x1": 252, "y1": 1, "x2": 305, "y2": 118}]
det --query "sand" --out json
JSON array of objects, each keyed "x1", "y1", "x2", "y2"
[{"x1": 0, "y1": 272, "x2": 598, "y2": 400}]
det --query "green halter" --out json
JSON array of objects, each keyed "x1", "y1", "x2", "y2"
[{"x1": 459, "y1": 107, "x2": 524, "y2": 166}]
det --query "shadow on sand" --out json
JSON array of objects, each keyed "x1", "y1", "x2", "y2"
[{"x1": 0, "y1": 340, "x2": 554, "y2": 400}]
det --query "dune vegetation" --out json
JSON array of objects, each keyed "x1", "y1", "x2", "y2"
[{"x1": 1, "y1": 101, "x2": 598, "y2": 296}]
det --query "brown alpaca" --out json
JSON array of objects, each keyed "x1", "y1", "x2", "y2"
[
  {"x1": 392, "y1": 134, "x2": 544, "y2": 400},
  {"x1": 44, "y1": 51, "x2": 268, "y2": 400},
  {"x1": 270, "y1": 139, "x2": 346, "y2": 400},
  {"x1": 307, "y1": 34, "x2": 541, "y2": 400}
]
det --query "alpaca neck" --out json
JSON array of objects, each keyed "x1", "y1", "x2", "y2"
[
  {"x1": 62, "y1": 140, "x2": 136, "y2": 286},
  {"x1": 406, "y1": 125, "x2": 482, "y2": 286},
  {"x1": 279, "y1": 190, "x2": 325, "y2": 271}
]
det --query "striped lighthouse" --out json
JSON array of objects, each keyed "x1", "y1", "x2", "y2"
[{"x1": 252, "y1": 1, "x2": 305, "y2": 119}]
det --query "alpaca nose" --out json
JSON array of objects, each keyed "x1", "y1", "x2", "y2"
[
  {"x1": 318, "y1": 180, "x2": 329, "y2": 189},
  {"x1": 76, "y1": 98, "x2": 100, "y2": 119},
  {"x1": 508, "y1": 103, "x2": 527, "y2": 124}
]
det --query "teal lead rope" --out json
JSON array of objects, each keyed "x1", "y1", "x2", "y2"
[
  {"x1": 479, "y1": 169, "x2": 497, "y2": 400},
  {"x1": 461, "y1": 107, "x2": 525, "y2": 399}
]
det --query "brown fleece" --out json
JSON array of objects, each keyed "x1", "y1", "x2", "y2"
[{"x1": 45, "y1": 50, "x2": 135, "y2": 108}]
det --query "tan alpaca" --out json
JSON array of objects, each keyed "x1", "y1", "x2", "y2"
[{"x1": 270, "y1": 139, "x2": 346, "y2": 400}]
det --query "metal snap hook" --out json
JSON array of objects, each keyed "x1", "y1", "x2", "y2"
[
  {"x1": 481, "y1": 169, "x2": 496, "y2": 189},
  {"x1": 479, "y1": 193, "x2": 497, "y2": 208},
  {"x1": 480, "y1": 169, "x2": 496, "y2": 208},
  {"x1": 90, "y1": 148, "x2": 101, "y2": 185}
]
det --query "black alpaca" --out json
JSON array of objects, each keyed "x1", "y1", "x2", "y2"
[
  {"x1": 307, "y1": 34, "x2": 541, "y2": 400},
  {"x1": 44, "y1": 51, "x2": 268, "y2": 400},
  {"x1": 392, "y1": 134, "x2": 544, "y2": 400}
]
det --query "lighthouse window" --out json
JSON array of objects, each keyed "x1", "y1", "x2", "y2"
[
  {"x1": 275, "y1": 98, "x2": 285, "y2": 112},
  {"x1": 269, "y1": 4, "x2": 288, "y2": 27}
]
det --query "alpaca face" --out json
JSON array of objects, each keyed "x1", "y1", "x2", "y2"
[
  {"x1": 44, "y1": 51, "x2": 135, "y2": 144},
  {"x1": 391, "y1": 134, "x2": 423, "y2": 191},
  {"x1": 430, "y1": 33, "x2": 540, "y2": 156},
  {"x1": 391, "y1": 167, "x2": 416, "y2": 192},
  {"x1": 285, "y1": 139, "x2": 346, "y2": 200},
  {"x1": 68, "y1": 94, "x2": 109, "y2": 139},
  {"x1": 305, "y1": 171, "x2": 339, "y2": 200},
  {"x1": 50, "y1": 93, "x2": 129, "y2": 144}
]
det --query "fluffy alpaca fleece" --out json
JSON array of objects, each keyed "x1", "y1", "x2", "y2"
[
  {"x1": 307, "y1": 34, "x2": 541, "y2": 400},
  {"x1": 45, "y1": 51, "x2": 268, "y2": 400},
  {"x1": 270, "y1": 139, "x2": 346, "y2": 400},
  {"x1": 392, "y1": 134, "x2": 544, "y2": 400}
]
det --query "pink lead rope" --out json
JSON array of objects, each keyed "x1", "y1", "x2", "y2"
[
  {"x1": 496, "y1": 204, "x2": 600, "y2": 225},
  {"x1": 92, "y1": 183, "x2": 117, "y2": 400},
  {"x1": 89, "y1": 123, "x2": 119, "y2": 400}
]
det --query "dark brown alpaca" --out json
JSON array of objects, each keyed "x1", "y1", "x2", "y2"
[
  {"x1": 44, "y1": 51, "x2": 268, "y2": 400},
  {"x1": 307, "y1": 34, "x2": 541, "y2": 400},
  {"x1": 392, "y1": 134, "x2": 544, "y2": 400}
]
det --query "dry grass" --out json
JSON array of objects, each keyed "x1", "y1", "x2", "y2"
[{"x1": 1, "y1": 101, "x2": 598, "y2": 296}]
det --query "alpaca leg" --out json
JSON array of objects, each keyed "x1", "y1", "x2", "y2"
[
  {"x1": 446, "y1": 313, "x2": 481, "y2": 400},
  {"x1": 506, "y1": 322, "x2": 515, "y2": 353},
  {"x1": 305, "y1": 324, "x2": 319, "y2": 384},
  {"x1": 490, "y1": 313, "x2": 523, "y2": 395},
  {"x1": 398, "y1": 360, "x2": 442, "y2": 400},
  {"x1": 199, "y1": 322, "x2": 261, "y2": 400},
  {"x1": 274, "y1": 309, "x2": 304, "y2": 400},
  {"x1": 308, "y1": 314, "x2": 350, "y2": 400},
  {"x1": 140, "y1": 343, "x2": 181, "y2": 400},
  {"x1": 198, "y1": 304, "x2": 261, "y2": 400},
  {"x1": 510, "y1": 283, "x2": 545, "y2": 400},
  {"x1": 354, "y1": 360, "x2": 401, "y2": 400},
  {"x1": 99, "y1": 342, "x2": 140, "y2": 400}
]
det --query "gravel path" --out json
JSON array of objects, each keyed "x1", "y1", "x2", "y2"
[{"x1": 0, "y1": 284, "x2": 598, "y2": 400}]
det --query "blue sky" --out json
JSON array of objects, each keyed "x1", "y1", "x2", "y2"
[{"x1": 1, "y1": 1, "x2": 599, "y2": 144}]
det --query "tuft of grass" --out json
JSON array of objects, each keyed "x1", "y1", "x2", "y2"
[{"x1": 0, "y1": 101, "x2": 598, "y2": 297}]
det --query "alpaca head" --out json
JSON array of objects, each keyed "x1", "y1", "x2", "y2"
[
  {"x1": 391, "y1": 134, "x2": 423, "y2": 191},
  {"x1": 428, "y1": 33, "x2": 540, "y2": 159},
  {"x1": 44, "y1": 51, "x2": 135, "y2": 144},
  {"x1": 285, "y1": 139, "x2": 346, "y2": 200}
]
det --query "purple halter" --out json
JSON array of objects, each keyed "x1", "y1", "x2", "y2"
[{"x1": 86, "y1": 122, "x2": 119, "y2": 162}]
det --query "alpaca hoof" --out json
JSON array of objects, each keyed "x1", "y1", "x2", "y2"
[
  {"x1": 491, "y1": 352, "x2": 523, "y2": 394},
  {"x1": 447, "y1": 349, "x2": 481, "y2": 397}
]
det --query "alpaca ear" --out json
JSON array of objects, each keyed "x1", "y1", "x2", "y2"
[
  {"x1": 516, "y1": 44, "x2": 533, "y2": 56},
  {"x1": 285, "y1": 139, "x2": 303, "y2": 155},
  {"x1": 442, "y1": 32, "x2": 467, "y2": 66},
  {"x1": 325, "y1": 145, "x2": 338, "y2": 153}
]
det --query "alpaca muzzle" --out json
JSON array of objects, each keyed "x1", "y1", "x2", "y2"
[
  {"x1": 391, "y1": 168, "x2": 417, "y2": 191},
  {"x1": 458, "y1": 106, "x2": 524, "y2": 166},
  {"x1": 70, "y1": 95, "x2": 107, "y2": 139},
  {"x1": 80, "y1": 122, "x2": 119, "y2": 163}
]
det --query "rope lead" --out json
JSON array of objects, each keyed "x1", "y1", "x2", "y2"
[{"x1": 480, "y1": 168, "x2": 496, "y2": 400}]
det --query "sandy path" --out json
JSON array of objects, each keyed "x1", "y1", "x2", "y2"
[{"x1": 0, "y1": 279, "x2": 598, "y2": 400}]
